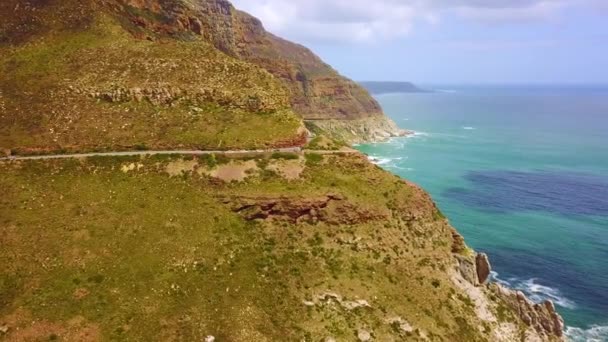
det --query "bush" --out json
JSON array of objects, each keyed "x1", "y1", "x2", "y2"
[
  {"x1": 304, "y1": 153, "x2": 323, "y2": 166},
  {"x1": 271, "y1": 152, "x2": 299, "y2": 160}
]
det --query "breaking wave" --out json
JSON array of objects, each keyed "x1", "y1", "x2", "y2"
[
  {"x1": 367, "y1": 155, "x2": 414, "y2": 172},
  {"x1": 565, "y1": 325, "x2": 608, "y2": 342},
  {"x1": 490, "y1": 272, "x2": 576, "y2": 309}
]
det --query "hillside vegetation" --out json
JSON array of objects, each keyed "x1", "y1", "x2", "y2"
[
  {"x1": 0, "y1": 0, "x2": 304, "y2": 155},
  {"x1": 0, "y1": 153, "x2": 546, "y2": 341}
]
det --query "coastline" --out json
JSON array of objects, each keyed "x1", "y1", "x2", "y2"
[{"x1": 354, "y1": 112, "x2": 608, "y2": 342}]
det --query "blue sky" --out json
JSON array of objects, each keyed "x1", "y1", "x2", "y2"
[{"x1": 232, "y1": 0, "x2": 608, "y2": 84}]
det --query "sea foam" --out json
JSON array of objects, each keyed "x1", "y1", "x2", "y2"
[
  {"x1": 565, "y1": 325, "x2": 608, "y2": 342},
  {"x1": 490, "y1": 272, "x2": 576, "y2": 309}
]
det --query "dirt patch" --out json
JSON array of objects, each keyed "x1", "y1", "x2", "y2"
[
  {"x1": 1, "y1": 310, "x2": 100, "y2": 342},
  {"x1": 72, "y1": 229, "x2": 91, "y2": 241},
  {"x1": 200, "y1": 160, "x2": 258, "y2": 182},
  {"x1": 165, "y1": 159, "x2": 198, "y2": 176},
  {"x1": 0, "y1": 224, "x2": 20, "y2": 245},
  {"x1": 73, "y1": 287, "x2": 90, "y2": 300},
  {"x1": 267, "y1": 158, "x2": 305, "y2": 180}
]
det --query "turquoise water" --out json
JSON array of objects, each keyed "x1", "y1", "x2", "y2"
[{"x1": 356, "y1": 85, "x2": 608, "y2": 341}]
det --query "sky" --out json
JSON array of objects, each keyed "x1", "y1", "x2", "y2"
[{"x1": 231, "y1": 0, "x2": 608, "y2": 84}]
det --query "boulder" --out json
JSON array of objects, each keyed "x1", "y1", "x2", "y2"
[
  {"x1": 476, "y1": 253, "x2": 491, "y2": 284},
  {"x1": 357, "y1": 329, "x2": 372, "y2": 341}
]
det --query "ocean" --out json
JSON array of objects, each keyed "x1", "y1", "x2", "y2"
[{"x1": 355, "y1": 85, "x2": 608, "y2": 341}]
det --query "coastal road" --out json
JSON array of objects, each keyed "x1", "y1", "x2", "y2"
[{"x1": 0, "y1": 147, "x2": 359, "y2": 161}]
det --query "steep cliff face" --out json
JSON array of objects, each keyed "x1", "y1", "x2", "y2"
[
  {"x1": 105, "y1": 0, "x2": 385, "y2": 119},
  {"x1": 101, "y1": 0, "x2": 406, "y2": 140}
]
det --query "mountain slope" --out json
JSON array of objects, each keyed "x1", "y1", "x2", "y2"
[
  {"x1": 0, "y1": 0, "x2": 305, "y2": 155},
  {"x1": 0, "y1": 153, "x2": 564, "y2": 341},
  {"x1": 104, "y1": 0, "x2": 406, "y2": 142}
]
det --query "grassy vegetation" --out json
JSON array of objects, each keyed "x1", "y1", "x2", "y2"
[
  {"x1": 0, "y1": 10, "x2": 304, "y2": 155},
  {"x1": 305, "y1": 135, "x2": 347, "y2": 151},
  {"x1": 270, "y1": 152, "x2": 300, "y2": 160},
  {"x1": 0, "y1": 154, "x2": 512, "y2": 341}
]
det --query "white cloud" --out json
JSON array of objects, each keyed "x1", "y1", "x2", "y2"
[
  {"x1": 452, "y1": 1, "x2": 567, "y2": 23},
  {"x1": 232, "y1": 0, "x2": 420, "y2": 43},
  {"x1": 230, "y1": 0, "x2": 604, "y2": 43}
]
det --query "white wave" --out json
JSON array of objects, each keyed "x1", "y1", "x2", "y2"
[
  {"x1": 407, "y1": 131, "x2": 429, "y2": 138},
  {"x1": 462, "y1": 126, "x2": 476, "y2": 130},
  {"x1": 490, "y1": 272, "x2": 576, "y2": 309},
  {"x1": 390, "y1": 165, "x2": 414, "y2": 172},
  {"x1": 565, "y1": 325, "x2": 608, "y2": 342},
  {"x1": 372, "y1": 158, "x2": 392, "y2": 166},
  {"x1": 367, "y1": 156, "x2": 404, "y2": 166},
  {"x1": 436, "y1": 89, "x2": 457, "y2": 93}
]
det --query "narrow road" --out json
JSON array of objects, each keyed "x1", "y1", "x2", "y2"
[{"x1": 0, "y1": 146, "x2": 359, "y2": 161}]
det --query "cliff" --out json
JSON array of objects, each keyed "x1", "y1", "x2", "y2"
[{"x1": 0, "y1": 0, "x2": 564, "y2": 341}]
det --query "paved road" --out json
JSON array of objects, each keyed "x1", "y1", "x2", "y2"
[
  {"x1": 0, "y1": 146, "x2": 360, "y2": 161},
  {"x1": 0, "y1": 147, "x2": 304, "y2": 161}
]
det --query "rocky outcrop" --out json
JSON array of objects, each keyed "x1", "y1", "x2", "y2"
[
  {"x1": 455, "y1": 249, "x2": 564, "y2": 340},
  {"x1": 455, "y1": 254, "x2": 480, "y2": 286},
  {"x1": 306, "y1": 116, "x2": 409, "y2": 143},
  {"x1": 455, "y1": 252, "x2": 490, "y2": 286},
  {"x1": 74, "y1": 83, "x2": 284, "y2": 113},
  {"x1": 476, "y1": 253, "x2": 491, "y2": 284},
  {"x1": 221, "y1": 193, "x2": 388, "y2": 225},
  {"x1": 492, "y1": 284, "x2": 565, "y2": 340}
]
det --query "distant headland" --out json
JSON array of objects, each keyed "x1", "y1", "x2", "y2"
[{"x1": 360, "y1": 81, "x2": 432, "y2": 95}]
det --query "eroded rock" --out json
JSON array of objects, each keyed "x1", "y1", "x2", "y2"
[{"x1": 223, "y1": 194, "x2": 386, "y2": 225}]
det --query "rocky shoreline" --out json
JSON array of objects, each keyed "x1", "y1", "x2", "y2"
[
  {"x1": 454, "y1": 247, "x2": 565, "y2": 340},
  {"x1": 306, "y1": 115, "x2": 410, "y2": 144}
]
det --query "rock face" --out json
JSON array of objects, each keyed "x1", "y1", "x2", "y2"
[
  {"x1": 223, "y1": 193, "x2": 388, "y2": 225},
  {"x1": 306, "y1": 116, "x2": 409, "y2": 143}
]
